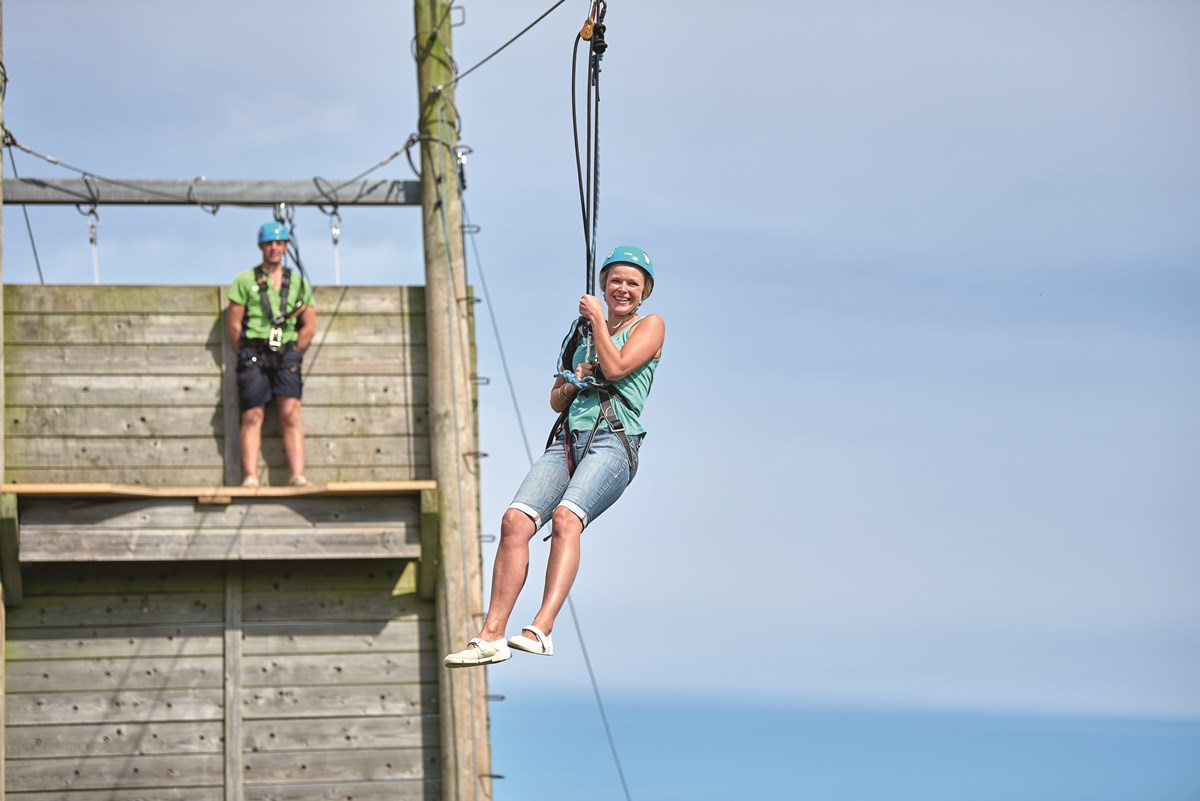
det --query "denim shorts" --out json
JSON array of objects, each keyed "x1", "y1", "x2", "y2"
[
  {"x1": 509, "y1": 428, "x2": 643, "y2": 530},
  {"x1": 237, "y1": 343, "x2": 304, "y2": 410}
]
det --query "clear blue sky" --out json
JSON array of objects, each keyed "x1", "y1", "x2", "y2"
[{"x1": 3, "y1": 2, "x2": 1197, "y2": 799}]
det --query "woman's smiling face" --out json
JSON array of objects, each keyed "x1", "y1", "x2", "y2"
[{"x1": 602, "y1": 264, "x2": 647, "y2": 315}]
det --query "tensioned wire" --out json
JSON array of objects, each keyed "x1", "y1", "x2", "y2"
[
  {"x1": 446, "y1": 0, "x2": 571, "y2": 91},
  {"x1": 6, "y1": 142, "x2": 46, "y2": 284},
  {"x1": 0, "y1": 59, "x2": 45, "y2": 284},
  {"x1": 451, "y1": 2, "x2": 634, "y2": 797},
  {"x1": 463, "y1": 204, "x2": 634, "y2": 801}
]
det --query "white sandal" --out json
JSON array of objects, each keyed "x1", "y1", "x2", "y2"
[
  {"x1": 443, "y1": 637, "x2": 512, "y2": 668},
  {"x1": 507, "y1": 625, "x2": 554, "y2": 656}
]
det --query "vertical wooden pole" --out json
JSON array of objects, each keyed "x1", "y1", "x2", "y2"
[
  {"x1": 413, "y1": 3, "x2": 490, "y2": 801},
  {"x1": 1, "y1": 0, "x2": 7, "y2": 490},
  {"x1": 1, "y1": 4, "x2": 9, "y2": 793}
]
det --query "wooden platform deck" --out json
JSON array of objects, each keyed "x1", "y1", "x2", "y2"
[{"x1": 2, "y1": 480, "x2": 438, "y2": 502}]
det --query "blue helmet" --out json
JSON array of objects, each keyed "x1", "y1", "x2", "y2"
[
  {"x1": 601, "y1": 245, "x2": 653, "y2": 278},
  {"x1": 601, "y1": 245, "x2": 654, "y2": 299},
  {"x1": 258, "y1": 221, "x2": 290, "y2": 244}
]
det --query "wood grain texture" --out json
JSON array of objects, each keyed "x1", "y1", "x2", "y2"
[
  {"x1": 4, "y1": 285, "x2": 433, "y2": 486},
  {"x1": 14, "y1": 496, "x2": 425, "y2": 562},
  {"x1": 3, "y1": 560, "x2": 441, "y2": 798}
]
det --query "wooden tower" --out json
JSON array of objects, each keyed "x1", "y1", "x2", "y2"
[{"x1": 0, "y1": 283, "x2": 491, "y2": 801}]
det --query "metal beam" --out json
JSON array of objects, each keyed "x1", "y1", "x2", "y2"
[{"x1": 1, "y1": 177, "x2": 421, "y2": 206}]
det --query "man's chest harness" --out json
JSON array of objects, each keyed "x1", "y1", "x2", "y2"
[{"x1": 249, "y1": 266, "x2": 307, "y2": 352}]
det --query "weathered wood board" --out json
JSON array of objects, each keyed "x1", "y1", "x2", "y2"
[
  {"x1": 3, "y1": 285, "x2": 432, "y2": 486},
  {"x1": 15, "y1": 495, "x2": 424, "y2": 562},
  {"x1": 4, "y1": 560, "x2": 439, "y2": 799}
]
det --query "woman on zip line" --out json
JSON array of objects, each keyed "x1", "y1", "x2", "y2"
[{"x1": 444, "y1": 245, "x2": 665, "y2": 667}]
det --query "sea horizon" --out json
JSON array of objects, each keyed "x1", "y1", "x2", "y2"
[{"x1": 490, "y1": 692, "x2": 1200, "y2": 801}]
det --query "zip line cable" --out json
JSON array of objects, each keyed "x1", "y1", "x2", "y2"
[
  {"x1": 446, "y1": 0, "x2": 571, "y2": 91},
  {"x1": 6, "y1": 145, "x2": 46, "y2": 284},
  {"x1": 0, "y1": 60, "x2": 44, "y2": 283},
  {"x1": 463, "y1": 203, "x2": 535, "y2": 467},
  {"x1": 462, "y1": 200, "x2": 634, "y2": 801}
]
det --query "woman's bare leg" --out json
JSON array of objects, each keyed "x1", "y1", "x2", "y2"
[
  {"x1": 520, "y1": 505, "x2": 583, "y2": 642},
  {"x1": 471, "y1": 508, "x2": 538, "y2": 644}
]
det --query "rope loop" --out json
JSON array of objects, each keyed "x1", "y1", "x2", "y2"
[{"x1": 187, "y1": 176, "x2": 220, "y2": 215}]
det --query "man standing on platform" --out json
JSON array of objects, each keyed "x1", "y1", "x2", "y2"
[{"x1": 225, "y1": 221, "x2": 317, "y2": 487}]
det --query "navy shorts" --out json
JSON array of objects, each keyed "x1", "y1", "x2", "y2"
[{"x1": 237, "y1": 343, "x2": 304, "y2": 410}]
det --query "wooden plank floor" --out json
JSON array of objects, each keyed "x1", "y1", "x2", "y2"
[{"x1": 2, "y1": 480, "x2": 436, "y2": 500}]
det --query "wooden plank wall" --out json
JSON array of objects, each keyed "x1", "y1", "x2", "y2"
[
  {"x1": 5, "y1": 563, "x2": 227, "y2": 800},
  {"x1": 3, "y1": 285, "x2": 430, "y2": 486},
  {"x1": 4, "y1": 560, "x2": 439, "y2": 800},
  {"x1": 14, "y1": 495, "x2": 424, "y2": 563},
  {"x1": 238, "y1": 561, "x2": 439, "y2": 801}
]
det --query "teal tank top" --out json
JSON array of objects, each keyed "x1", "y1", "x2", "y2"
[{"x1": 567, "y1": 320, "x2": 660, "y2": 436}]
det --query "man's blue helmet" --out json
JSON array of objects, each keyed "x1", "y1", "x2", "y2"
[{"x1": 258, "y1": 222, "x2": 290, "y2": 244}]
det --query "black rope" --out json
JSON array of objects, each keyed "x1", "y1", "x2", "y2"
[
  {"x1": 302, "y1": 134, "x2": 420, "y2": 205},
  {"x1": 463, "y1": 197, "x2": 634, "y2": 801},
  {"x1": 571, "y1": 34, "x2": 589, "y2": 267},
  {"x1": 572, "y1": 2, "x2": 607, "y2": 296},
  {"x1": 270, "y1": 203, "x2": 313, "y2": 293}
]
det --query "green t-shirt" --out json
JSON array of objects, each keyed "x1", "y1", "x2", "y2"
[
  {"x1": 229, "y1": 266, "x2": 315, "y2": 344},
  {"x1": 567, "y1": 321, "x2": 659, "y2": 437}
]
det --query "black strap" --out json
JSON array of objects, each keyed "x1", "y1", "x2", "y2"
[
  {"x1": 253, "y1": 266, "x2": 307, "y2": 327},
  {"x1": 544, "y1": 378, "x2": 637, "y2": 475},
  {"x1": 541, "y1": 380, "x2": 636, "y2": 543}
]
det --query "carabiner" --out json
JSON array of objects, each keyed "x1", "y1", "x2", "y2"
[{"x1": 329, "y1": 209, "x2": 342, "y2": 245}]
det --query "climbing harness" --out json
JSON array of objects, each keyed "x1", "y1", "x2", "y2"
[{"x1": 250, "y1": 264, "x2": 307, "y2": 352}]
